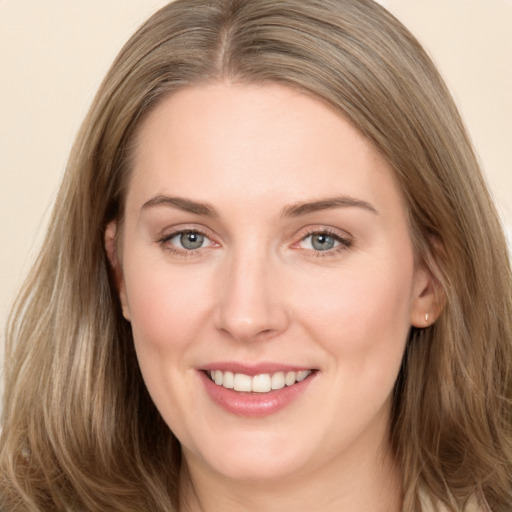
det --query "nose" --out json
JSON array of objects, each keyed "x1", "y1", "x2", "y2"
[{"x1": 214, "y1": 248, "x2": 289, "y2": 343}]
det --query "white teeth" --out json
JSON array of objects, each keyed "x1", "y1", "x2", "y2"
[
  {"x1": 285, "y1": 371, "x2": 296, "y2": 386},
  {"x1": 252, "y1": 373, "x2": 272, "y2": 393},
  {"x1": 233, "y1": 373, "x2": 252, "y2": 392},
  {"x1": 271, "y1": 371, "x2": 285, "y2": 390},
  {"x1": 296, "y1": 370, "x2": 310, "y2": 382},
  {"x1": 223, "y1": 371, "x2": 234, "y2": 389},
  {"x1": 208, "y1": 369, "x2": 312, "y2": 393}
]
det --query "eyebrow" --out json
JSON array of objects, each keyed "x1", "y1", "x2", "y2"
[
  {"x1": 141, "y1": 195, "x2": 219, "y2": 217},
  {"x1": 282, "y1": 196, "x2": 378, "y2": 217},
  {"x1": 141, "y1": 194, "x2": 378, "y2": 218}
]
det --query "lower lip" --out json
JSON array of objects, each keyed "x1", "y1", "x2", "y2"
[{"x1": 199, "y1": 371, "x2": 316, "y2": 417}]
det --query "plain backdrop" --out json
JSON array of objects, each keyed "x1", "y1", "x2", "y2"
[{"x1": 1, "y1": 0, "x2": 511, "y2": 372}]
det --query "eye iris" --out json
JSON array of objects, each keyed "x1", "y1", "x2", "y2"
[
  {"x1": 311, "y1": 233, "x2": 335, "y2": 251},
  {"x1": 180, "y1": 232, "x2": 204, "y2": 250}
]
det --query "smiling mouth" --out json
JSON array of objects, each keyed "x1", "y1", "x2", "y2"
[{"x1": 205, "y1": 369, "x2": 314, "y2": 393}]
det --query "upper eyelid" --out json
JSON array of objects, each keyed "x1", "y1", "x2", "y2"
[
  {"x1": 165, "y1": 230, "x2": 209, "y2": 242},
  {"x1": 159, "y1": 225, "x2": 216, "y2": 241},
  {"x1": 296, "y1": 225, "x2": 353, "y2": 241}
]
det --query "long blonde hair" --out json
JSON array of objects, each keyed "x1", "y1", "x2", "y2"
[{"x1": 2, "y1": 1, "x2": 511, "y2": 510}]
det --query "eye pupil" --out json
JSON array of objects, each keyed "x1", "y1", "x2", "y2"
[
  {"x1": 311, "y1": 234, "x2": 335, "y2": 251},
  {"x1": 180, "y1": 232, "x2": 204, "y2": 250}
]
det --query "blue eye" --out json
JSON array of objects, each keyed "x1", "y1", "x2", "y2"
[
  {"x1": 299, "y1": 231, "x2": 351, "y2": 253},
  {"x1": 169, "y1": 231, "x2": 207, "y2": 250},
  {"x1": 310, "y1": 233, "x2": 337, "y2": 251}
]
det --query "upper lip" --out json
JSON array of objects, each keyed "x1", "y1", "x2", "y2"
[{"x1": 199, "y1": 362, "x2": 316, "y2": 376}]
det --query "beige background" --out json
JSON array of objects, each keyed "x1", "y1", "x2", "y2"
[{"x1": 1, "y1": 0, "x2": 511, "y2": 364}]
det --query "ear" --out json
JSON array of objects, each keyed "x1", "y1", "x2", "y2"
[
  {"x1": 105, "y1": 220, "x2": 131, "y2": 321},
  {"x1": 410, "y1": 262, "x2": 444, "y2": 328}
]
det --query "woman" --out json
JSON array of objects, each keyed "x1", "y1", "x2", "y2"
[{"x1": 1, "y1": 0, "x2": 511, "y2": 510}]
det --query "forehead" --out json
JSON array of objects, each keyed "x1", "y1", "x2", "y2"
[{"x1": 127, "y1": 82, "x2": 404, "y2": 219}]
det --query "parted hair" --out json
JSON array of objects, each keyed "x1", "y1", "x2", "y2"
[{"x1": 1, "y1": 0, "x2": 511, "y2": 510}]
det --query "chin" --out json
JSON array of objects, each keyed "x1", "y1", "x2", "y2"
[{"x1": 185, "y1": 430, "x2": 315, "y2": 482}]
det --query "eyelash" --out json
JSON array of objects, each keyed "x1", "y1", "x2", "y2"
[
  {"x1": 297, "y1": 228, "x2": 353, "y2": 257},
  {"x1": 158, "y1": 228, "x2": 216, "y2": 257},
  {"x1": 157, "y1": 227, "x2": 353, "y2": 258}
]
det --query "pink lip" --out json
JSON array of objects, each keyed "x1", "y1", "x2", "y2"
[{"x1": 198, "y1": 367, "x2": 316, "y2": 418}]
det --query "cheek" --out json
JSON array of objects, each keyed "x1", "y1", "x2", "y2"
[
  {"x1": 121, "y1": 257, "x2": 216, "y2": 438},
  {"x1": 293, "y1": 252, "x2": 415, "y2": 371},
  {"x1": 299, "y1": 255, "x2": 415, "y2": 433},
  {"x1": 123, "y1": 257, "x2": 214, "y2": 359}
]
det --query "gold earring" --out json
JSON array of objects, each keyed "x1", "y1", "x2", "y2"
[{"x1": 122, "y1": 305, "x2": 131, "y2": 322}]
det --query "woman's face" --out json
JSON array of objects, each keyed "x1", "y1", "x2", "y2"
[{"x1": 109, "y1": 83, "x2": 434, "y2": 483}]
